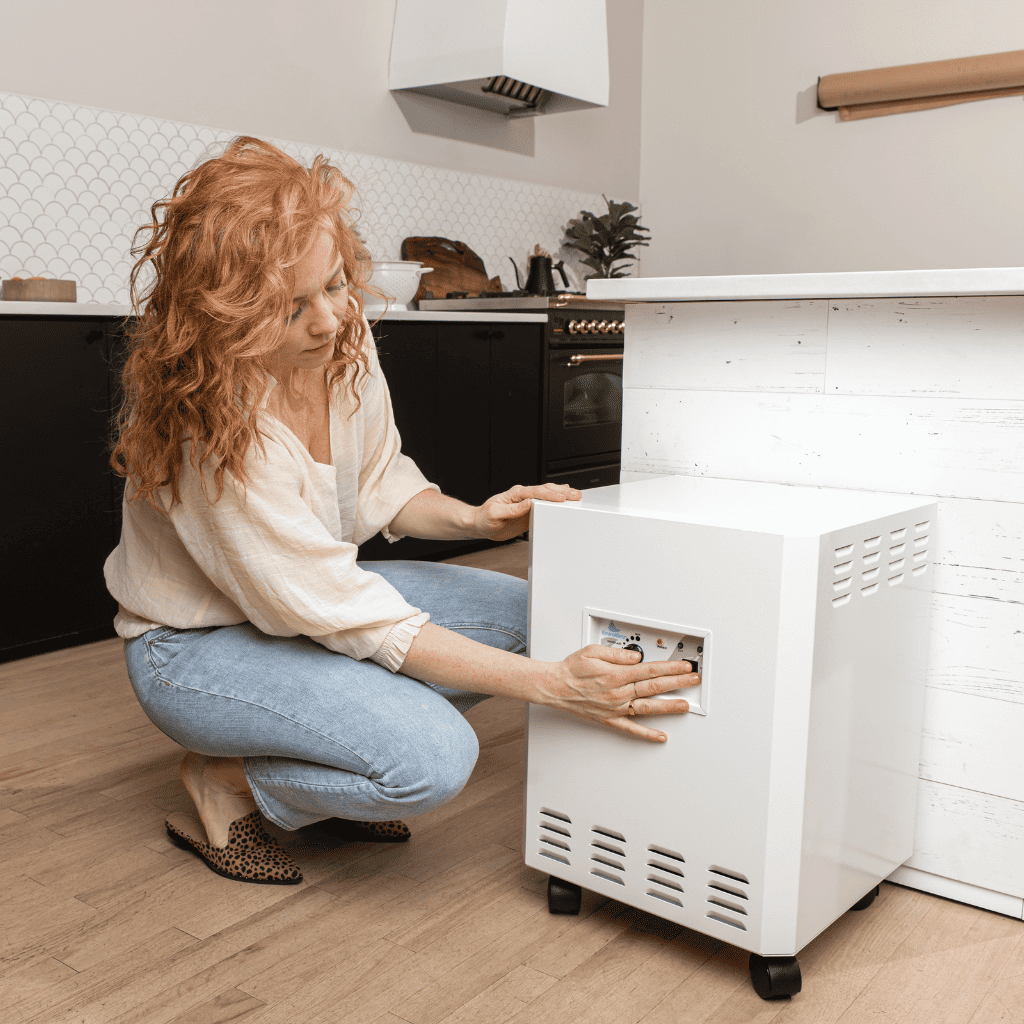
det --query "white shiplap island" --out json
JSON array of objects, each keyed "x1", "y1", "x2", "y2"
[{"x1": 589, "y1": 268, "x2": 1024, "y2": 918}]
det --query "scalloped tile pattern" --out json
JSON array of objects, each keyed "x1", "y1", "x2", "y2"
[{"x1": 0, "y1": 90, "x2": 629, "y2": 305}]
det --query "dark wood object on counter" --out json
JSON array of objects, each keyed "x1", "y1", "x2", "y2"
[{"x1": 400, "y1": 237, "x2": 502, "y2": 301}]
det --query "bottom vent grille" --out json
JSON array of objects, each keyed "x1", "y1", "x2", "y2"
[
  {"x1": 706, "y1": 865, "x2": 750, "y2": 931},
  {"x1": 590, "y1": 825, "x2": 627, "y2": 885},
  {"x1": 645, "y1": 844, "x2": 685, "y2": 908},
  {"x1": 538, "y1": 808, "x2": 572, "y2": 866}
]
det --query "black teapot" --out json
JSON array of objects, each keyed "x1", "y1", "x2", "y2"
[{"x1": 509, "y1": 248, "x2": 571, "y2": 295}]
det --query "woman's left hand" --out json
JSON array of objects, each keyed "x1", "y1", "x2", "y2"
[{"x1": 473, "y1": 483, "x2": 582, "y2": 541}]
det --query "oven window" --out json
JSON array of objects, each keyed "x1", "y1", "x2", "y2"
[{"x1": 563, "y1": 371, "x2": 622, "y2": 428}]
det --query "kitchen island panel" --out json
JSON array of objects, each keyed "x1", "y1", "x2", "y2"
[
  {"x1": 824, "y1": 296, "x2": 1024, "y2": 400},
  {"x1": 625, "y1": 300, "x2": 828, "y2": 393},
  {"x1": 622, "y1": 389, "x2": 1024, "y2": 503}
]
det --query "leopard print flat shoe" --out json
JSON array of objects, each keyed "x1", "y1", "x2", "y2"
[
  {"x1": 166, "y1": 809, "x2": 303, "y2": 884},
  {"x1": 300, "y1": 817, "x2": 411, "y2": 843}
]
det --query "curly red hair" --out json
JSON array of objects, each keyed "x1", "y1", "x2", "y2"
[{"x1": 110, "y1": 136, "x2": 380, "y2": 509}]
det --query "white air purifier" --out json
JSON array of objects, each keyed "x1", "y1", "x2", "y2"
[{"x1": 526, "y1": 475, "x2": 936, "y2": 1000}]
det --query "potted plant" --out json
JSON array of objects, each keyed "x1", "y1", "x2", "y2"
[{"x1": 563, "y1": 196, "x2": 650, "y2": 279}]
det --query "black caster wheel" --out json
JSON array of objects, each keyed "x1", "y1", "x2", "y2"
[
  {"x1": 850, "y1": 884, "x2": 880, "y2": 911},
  {"x1": 547, "y1": 876, "x2": 582, "y2": 914},
  {"x1": 749, "y1": 954, "x2": 802, "y2": 1000}
]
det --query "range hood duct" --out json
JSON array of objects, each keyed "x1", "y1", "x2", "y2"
[{"x1": 389, "y1": 0, "x2": 609, "y2": 119}]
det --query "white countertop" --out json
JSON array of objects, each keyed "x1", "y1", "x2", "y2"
[
  {"x1": 587, "y1": 267, "x2": 1024, "y2": 302},
  {"x1": 0, "y1": 301, "x2": 548, "y2": 323},
  {"x1": 0, "y1": 301, "x2": 552, "y2": 321}
]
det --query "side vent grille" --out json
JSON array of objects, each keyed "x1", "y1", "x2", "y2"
[
  {"x1": 589, "y1": 826, "x2": 626, "y2": 886},
  {"x1": 645, "y1": 844, "x2": 684, "y2": 907},
  {"x1": 706, "y1": 865, "x2": 750, "y2": 931},
  {"x1": 538, "y1": 808, "x2": 572, "y2": 866},
  {"x1": 833, "y1": 523, "x2": 926, "y2": 606}
]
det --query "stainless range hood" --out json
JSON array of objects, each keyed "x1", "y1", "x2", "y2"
[{"x1": 389, "y1": 0, "x2": 609, "y2": 119}]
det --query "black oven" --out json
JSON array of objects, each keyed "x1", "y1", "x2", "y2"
[{"x1": 542, "y1": 312, "x2": 624, "y2": 489}]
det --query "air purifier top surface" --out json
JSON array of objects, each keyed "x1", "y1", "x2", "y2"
[{"x1": 542, "y1": 475, "x2": 934, "y2": 536}]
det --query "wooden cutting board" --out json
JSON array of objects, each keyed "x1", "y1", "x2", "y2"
[
  {"x1": 401, "y1": 237, "x2": 502, "y2": 301},
  {"x1": 2, "y1": 277, "x2": 77, "y2": 301}
]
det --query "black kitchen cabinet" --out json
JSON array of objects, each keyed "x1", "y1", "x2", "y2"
[
  {"x1": 358, "y1": 318, "x2": 545, "y2": 561},
  {"x1": 0, "y1": 314, "x2": 546, "y2": 662},
  {"x1": 2, "y1": 316, "x2": 124, "y2": 662}
]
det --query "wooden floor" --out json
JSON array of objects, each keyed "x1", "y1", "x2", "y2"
[{"x1": 3, "y1": 539, "x2": 1023, "y2": 1024}]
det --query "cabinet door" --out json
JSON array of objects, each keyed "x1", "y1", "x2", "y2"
[
  {"x1": 489, "y1": 325, "x2": 543, "y2": 494},
  {"x1": 435, "y1": 324, "x2": 492, "y2": 506},
  {"x1": 1, "y1": 318, "x2": 119, "y2": 659},
  {"x1": 372, "y1": 320, "x2": 437, "y2": 483}
]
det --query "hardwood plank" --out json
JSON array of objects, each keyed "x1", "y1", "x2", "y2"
[
  {"x1": 164, "y1": 987, "x2": 266, "y2": 1024},
  {"x1": 825, "y1": 297, "x2": 1024, "y2": 400},
  {"x1": 621, "y1": 389, "x2": 1024, "y2": 502},
  {"x1": 0, "y1": 954, "x2": 78, "y2": 1022},
  {"x1": 625, "y1": 300, "x2": 828, "y2": 394},
  {"x1": 435, "y1": 963, "x2": 557, "y2": 1024}
]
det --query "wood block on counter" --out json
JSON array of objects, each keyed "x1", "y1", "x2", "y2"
[{"x1": 2, "y1": 278, "x2": 77, "y2": 302}]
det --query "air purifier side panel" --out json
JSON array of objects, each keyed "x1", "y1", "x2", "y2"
[
  {"x1": 758, "y1": 534, "x2": 821, "y2": 953},
  {"x1": 794, "y1": 504, "x2": 937, "y2": 950},
  {"x1": 525, "y1": 501, "x2": 788, "y2": 953}
]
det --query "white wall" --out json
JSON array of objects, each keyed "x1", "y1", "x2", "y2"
[
  {"x1": 0, "y1": 0, "x2": 642, "y2": 202},
  {"x1": 639, "y1": 0, "x2": 1024, "y2": 276}
]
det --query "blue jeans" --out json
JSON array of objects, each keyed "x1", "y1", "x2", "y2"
[{"x1": 123, "y1": 561, "x2": 527, "y2": 830}]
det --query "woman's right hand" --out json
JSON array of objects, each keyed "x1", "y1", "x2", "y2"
[{"x1": 538, "y1": 645, "x2": 700, "y2": 742}]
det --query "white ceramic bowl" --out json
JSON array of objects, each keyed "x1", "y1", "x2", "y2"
[{"x1": 361, "y1": 261, "x2": 434, "y2": 311}]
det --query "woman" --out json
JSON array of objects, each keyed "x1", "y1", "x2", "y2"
[{"x1": 106, "y1": 137, "x2": 697, "y2": 886}]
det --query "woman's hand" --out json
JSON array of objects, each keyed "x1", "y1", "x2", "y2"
[
  {"x1": 539, "y1": 644, "x2": 699, "y2": 742},
  {"x1": 472, "y1": 483, "x2": 581, "y2": 541}
]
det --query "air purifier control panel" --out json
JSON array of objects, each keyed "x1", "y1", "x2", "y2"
[{"x1": 584, "y1": 609, "x2": 710, "y2": 715}]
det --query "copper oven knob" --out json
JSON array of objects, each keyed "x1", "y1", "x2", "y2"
[
  {"x1": 587, "y1": 320, "x2": 599, "y2": 334},
  {"x1": 597, "y1": 320, "x2": 609, "y2": 334},
  {"x1": 568, "y1": 320, "x2": 580, "y2": 334},
  {"x1": 615, "y1": 320, "x2": 625, "y2": 333}
]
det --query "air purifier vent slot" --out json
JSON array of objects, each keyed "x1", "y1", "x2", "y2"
[
  {"x1": 540, "y1": 835, "x2": 570, "y2": 852},
  {"x1": 890, "y1": 542, "x2": 906, "y2": 555},
  {"x1": 889, "y1": 558, "x2": 905, "y2": 571},
  {"x1": 648, "y1": 858, "x2": 684, "y2": 878},
  {"x1": 890, "y1": 527, "x2": 907, "y2": 540},
  {"x1": 708, "y1": 895, "x2": 747, "y2": 915},
  {"x1": 647, "y1": 889, "x2": 682, "y2": 907},
  {"x1": 708, "y1": 881, "x2": 747, "y2": 900},
  {"x1": 833, "y1": 577, "x2": 852, "y2": 592},
  {"x1": 862, "y1": 568, "x2": 880, "y2": 582},
  {"x1": 647, "y1": 844, "x2": 684, "y2": 863},
  {"x1": 539, "y1": 849, "x2": 569, "y2": 865},
  {"x1": 541, "y1": 821, "x2": 570, "y2": 838},
  {"x1": 591, "y1": 868, "x2": 625, "y2": 885},
  {"x1": 592, "y1": 839, "x2": 624, "y2": 856},
  {"x1": 862, "y1": 582, "x2": 879, "y2": 596},
  {"x1": 541, "y1": 808, "x2": 571, "y2": 824},
  {"x1": 863, "y1": 552, "x2": 880, "y2": 566},
  {"x1": 832, "y1": 594, "x2": 851, "y2": 608},
  {"x1": 915, "y1": 520, "x2": 930, "y2": 533},
  {"x1": 914, "y1": 535, "x2": 928, "y2": 548},
  {"x1": 834, "y1": 560, "x2": 853, "y2": 575},
  {"x1": 647, "y1": 873, "x2": 683, "y2": 893},
  {"x1": 888, "y1": 574, "x2": 904, "y2": 586},
  {"x1": 834, "y1": 543, "x2": 854, "y2": 558},
  {"x1": 709, "y1": 865, "x2": 748, "y2": 884},
  {"x1": 592, "y1": 826, "x2": 625, "y2": 841},
  {"x1": 591, "y1": 853, "x2": 624, "y2": 871},
  {"x1": 707, "y1": 910, "x2": 746, "y2": 930},
  {"x1": 864, "y1": 535, "x2": 881, "y2": 550},
  {"x1": 913, "y1": 564, "x2": 928, "y2": 577}
]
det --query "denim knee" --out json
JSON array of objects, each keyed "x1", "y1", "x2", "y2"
[{"x1": 398, "y1": 713, "x2": 481, "y2": 815}]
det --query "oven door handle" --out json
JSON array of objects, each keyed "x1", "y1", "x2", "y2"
[{"x1": 566, "y1": 353, "x2": 624, "y2": 366}]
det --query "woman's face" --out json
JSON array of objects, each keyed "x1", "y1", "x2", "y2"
[{"x1": 269, "y1": 227, "x2": 349, "y2": 376}]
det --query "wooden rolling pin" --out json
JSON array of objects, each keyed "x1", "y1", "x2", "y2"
[{"x1": 1, "y1": 277, "x2": 77, "y2": 301}]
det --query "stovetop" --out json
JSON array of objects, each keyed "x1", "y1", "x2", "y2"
[{"x1": 418, "y1": 291, "x2": 625, "y2": 311}]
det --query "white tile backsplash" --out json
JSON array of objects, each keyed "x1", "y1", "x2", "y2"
[{"x1": 0, "y1": 90, "x2": 627, "y2": 305}]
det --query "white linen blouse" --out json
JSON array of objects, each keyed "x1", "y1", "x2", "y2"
[{"x1": 103, "y1": 323, "x2": 438, "y2": 671}]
